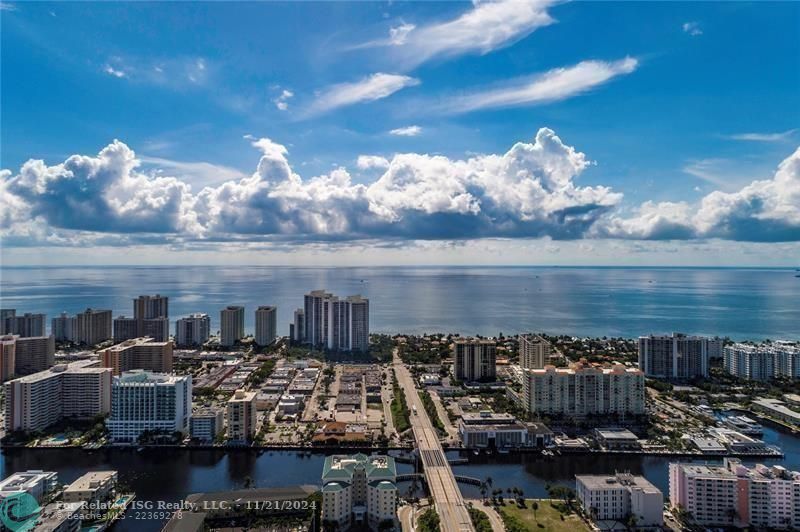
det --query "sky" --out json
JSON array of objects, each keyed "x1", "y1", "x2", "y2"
[{"x1": 1, "y1": 0, "x2": 799, "y2": 267}]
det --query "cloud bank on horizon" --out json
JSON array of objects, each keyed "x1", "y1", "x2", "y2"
[{"x1": 2, "y1": 129, "x2": 798, "y2": 247}]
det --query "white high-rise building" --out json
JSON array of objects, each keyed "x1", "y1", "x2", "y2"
[
  {"x1": 453, "y1": 338, "x2": 496, "y2": 382},
  {"x1": 524, "y1": 363, "x2": 645, "y2": 418},
  {"x1": 519, "y1": 334, "x2": 551, "y2": 370},
  {"x1": 670, "y1": 458, "x2": 800, "y2": 529},
  {"x1": 108, "y1": 371, "x2": 191, "y2": 443},
  {"x1": 51, "y1": 312, "x2": 77, "y2": 342},
  {"x1": 724, "y1": 342, "x2": 800, "y2": 381},
  {"x1": 303, "y1": 291, "x2": 369, "y2": 352},
  {"x1": 4, "y1": 360, "x2": 112, "y2": 433},
  {"x1": 321, "y1": 454, "x2": 397, "y2": 529},
  {"x1": 638, "y1": 333, "x2": 711, "y2": 379},
  {"x1": 220, "y1": 306, "x2": 245, "y2": 347},
  {"x1": 175, "y1": 314, "x2": 211, "y2": 347},
  {"x1": 255, "y1": 306, "x2": 277, "y2": 347},
  {"x1": 576, "y1": 473, "x2": 663, "y2": 527}
]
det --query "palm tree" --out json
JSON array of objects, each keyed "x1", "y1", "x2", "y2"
[{"x1": 531, "y1": 500, "x2": 539, "y2": 521}]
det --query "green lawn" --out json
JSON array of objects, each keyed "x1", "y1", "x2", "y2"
[{"x1": 498, "y1": 499, "x2": 590, "y2": 532}]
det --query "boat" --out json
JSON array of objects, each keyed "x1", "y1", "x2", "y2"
[
  {"x1": 472, "y1": 450, "x2": 480, "y2": 456},
  {"x1": 498, "y1": 449, "x2": 510, "y2": 454}
]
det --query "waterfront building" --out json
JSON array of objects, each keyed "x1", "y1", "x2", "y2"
[
  {"x1": 724, "y1": 341, "x2": 800, "y2": 381},
  {"x1": 220, "y1": 306, "x2": 245, "y2": 347},
  {"x1": 101, "y1": 337, "x2": 173, "y2": 375},
  {"x1": 226, "y1": 389, "x2": 257, "y2": 442},
  {"x1": 0, "y1": 310, "x2": 46, "y2": 338},
  {"x1": 751, "y1": 398, "x2": 800, "y2": 427},
  {"x1": 108, "y1": 371, "x2": 191, "y2": 443},
  {"x1": 0, "y1": 470, "x2": 58, "y2": 503},
  {"x1": 255, "y1": 306, "x2": 277, "y2": 346},
  {"x1": 669, "y1": 458, "x2": 800, "y2": 529},
  {"x1": 576, "y1": 472, "x2": 663, "y2": 528},
  {"x1": 638, "y1": 333, "x2": 712, "y2": 379},
  {"x1": 321, "y1": 453, "x2": 397, "y2": 529},
  {"x1": 303, "y1": 291, "x2": 369, "y2": 352},
  {"x1": 113, "y1": 316, "x2": 138, "y2": 343},
  {"x1": 51, "y1": 312, "x2": 77, "y2": 342},
  {"x1": 75, "y1": 308, "x2": 113, "y2": 346},
  {"x1": 13, "y1": 335, "x2": 55, "y2": 375},
  {"x1": 190, "y1": 408, "x2": 224, "y2": 442},
  {"x1": 594, "y1": 428, "x2": 640, "y2": 450},
  {"x1": 524, "y1": 363, "x2": 645, "y2": 419},
  {"x1": 291, "y1": 308, "x2": 305, "y2": 343},
  {"x1": 3, "y1": 360, "x2": 112, "y2": 433},
  {"x1": 0, "y1": 334, "x2": 17, "y2": 382},
  {"x1": 62, "y1": 471, "x2": 117, "y2": 504},
  {"x1": 453, "y1": 338, "x2": 496, "y2": 382},
  {"x1": 176, "y1": 313, "x2": 211, "y2": 347},
  {"x1": 458, "y1": 410, "x2": 546, "y2": 449},
  {"x1": 519, "y1": 334, "x2": 551, "y2": 370}
]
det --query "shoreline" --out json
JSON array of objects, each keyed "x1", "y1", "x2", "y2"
[{"x1": 0, "y1": 443, "x2": 785, "y2": 460}]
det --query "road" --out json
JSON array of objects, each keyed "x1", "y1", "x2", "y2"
[
  {"x1": 465, "y1": 500, "x2": 504, "y2": 532},
  {"x1": 430, "y1": 389, "x2": 460, "y2": 444},
  {"x1": 393, "y1": 349, "x2": 475, "y2": 532}
]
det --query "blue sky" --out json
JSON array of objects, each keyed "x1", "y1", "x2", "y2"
[{"x1": 1, "y1": 1, "x2": 799, "y2": 266}]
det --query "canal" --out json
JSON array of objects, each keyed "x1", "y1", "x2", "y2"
[{"x1": 1, "y1": 424, "x2": 797, "y2": 531}]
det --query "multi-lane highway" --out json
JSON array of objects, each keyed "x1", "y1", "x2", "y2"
[{"x1": 393, "y1": 350, "x2": 475, "y2": 532}]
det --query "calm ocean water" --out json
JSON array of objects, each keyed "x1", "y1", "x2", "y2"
[{"x1": 0, "y1": 266, "x2": 798, "y2": 340}]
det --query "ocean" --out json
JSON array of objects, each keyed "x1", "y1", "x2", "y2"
[{"x1": 0, "y1": 266, "x2": 798, "y2": 340}]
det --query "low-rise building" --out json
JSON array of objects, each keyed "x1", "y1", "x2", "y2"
[
  {"x1": 321, "y1": 454, "x2": 397, "y2": 529},
  {"x1": 62, "y1": 471, "x2": 117, "y2": 504},
  {"x1": 190, "y1": 409, "x2": 224, "y2": 442},
  {"x1": 594, "y1": 428, "x2": 640, "y2": 450},
  {"x1": 277, "y1": 394, "x2": 304, "y2": 417},
  {"x1": 576, "y1": 473, "x2": 663, "y2": 529},
  {"x1": 751, "y1": 397, "x2": 800, "y2": 427},
  {"x1": 459, "y1": 410, "x2": 536, "y2": 449},
  {"x1": 0, "y1": 470, "x2": 58, "y2": 503}
]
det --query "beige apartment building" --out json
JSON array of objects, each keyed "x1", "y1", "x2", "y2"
[
  {"x1": 226, "y1": 390, "x2": 258, "y2": 442},
  {"x1": 519, "y1": 334, "x2": 551, "y2": 369},
  {"x1": 101, "y1": 337, "x2": 173, "y2": 375},
  {"x1": 524, "y1": 363, "x2": 645, "y2": 418}
]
